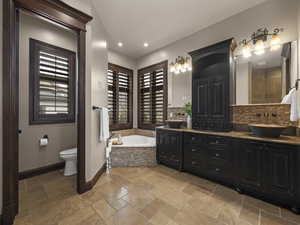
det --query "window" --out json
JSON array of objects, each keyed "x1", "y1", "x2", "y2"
[
  {"x1": 29, "y1": 39, "x2": 76, "y2": 124},
  {"x1": 138, "y1": 61, "x2": 168, "y2": 130},
  {"x1": 107, "y1": 63, "x2": 133, "y2": 130}
]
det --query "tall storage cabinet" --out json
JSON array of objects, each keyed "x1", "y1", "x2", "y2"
[{"x1": 189, "y1": 39, "x2": 236, "y2": 131}]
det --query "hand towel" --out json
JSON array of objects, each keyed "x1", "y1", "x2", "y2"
[
  {"x1": 283, "y1": 88, "x2": 300, "y2": 121},
  {"x1": 100, "y1": 107, "x2": 110, "y2": 142}
]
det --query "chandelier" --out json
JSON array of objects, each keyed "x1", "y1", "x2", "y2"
[
  {"x1": 240, "y1": 27, "x2": 283, "y2": 58},
  {"x1": 170, "y1": 56, "x2": 192, "y2": 74}
]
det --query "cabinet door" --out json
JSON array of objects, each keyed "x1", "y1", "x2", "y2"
[
  {"x1": 237, "y1": 141, "x2": 264, "y2": 191},
  {"x1": 156, "y1": 130, "x2": 182, "y2": 170},
  {"x1": 266, "y1": 144, "x2": 296, "y2": 199},
  {"x1": 192, "y1": 78, "x2": 209, "y2": 120},
  {"x1": 209, "y1": 76, "x2": 226, "y2": 120}
]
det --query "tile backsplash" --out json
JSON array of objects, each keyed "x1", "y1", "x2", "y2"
[
  {"x1": 168, "y1": 107, "x2": 187, "y2": 120},
  {"x1": 231, "y1": 104, "x2": 297, "y2": 127},
  {"x1": 168, "y1": 104, "x2": 299, "y2": 132}
]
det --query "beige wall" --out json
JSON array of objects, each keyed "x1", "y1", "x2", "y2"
[
  {"x1": 62, "y1": 0, "x2": 109, "y2": 181},
  {"x1": 87, "y1": 6, "x2": 108, "y2": 181},
  {"x1": 108, "y1": 50, "x2": 138, "y2": 128},
  {"x1": 18, "y1": 13, "x2": 77, "y2": 172},
  {"x1": 137, "y1": 0, "x2": 299, "y2": 108}
]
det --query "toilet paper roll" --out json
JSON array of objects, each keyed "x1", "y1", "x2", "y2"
[{"x1": 40, "y1": 138, "x2": 48, "y2": 146}]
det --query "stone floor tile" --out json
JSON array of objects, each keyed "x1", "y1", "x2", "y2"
[
  {"x1": 261, "y1": 211, "x2": 297, "y2": 225},
  {"x1": 239, "y1": 203, "x2": 260, "y2": 225},
  {"x1": 244, "y1": 196, "x2": 280, "y2": 216},
  {"x1": 281, "y1": 208, "x2": 300, "y2": 224},
  {"x1": 93, "y1": 199, "x2": 117, "y2": 220},
  {"x1": 112, "y1": 205, "x2": 149, "y2": 225}
]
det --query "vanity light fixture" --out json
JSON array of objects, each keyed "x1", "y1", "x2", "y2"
[
  {"x1": 170, "y1": 56, "x2": 192, "y2": 74},
  {"x1": 240, "y1": 27, "x2": 283, "y2": 58},
  {"x1": 118, "y1": 42, "x2": 123, "y2": 47}
]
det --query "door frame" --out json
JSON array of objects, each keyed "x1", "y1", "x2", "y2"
[{"x1": 2, "y1": 0, "x2": 92, "y2": 224}]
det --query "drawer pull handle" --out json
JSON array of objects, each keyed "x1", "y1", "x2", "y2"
[
  {"x1": 192, "y1": 149, "x2": 197, "y2": 152},
  {"x1": 192, "y1": 161, "x2": 197, "y2": 165},
  {"x1": 192, "y1": 137, "x2": 196, "y2": 141},
  {"x1": 215, "y1": 168, "x2": 220, "y2": 172},
  {"x1": 215, "y1": 153, "x2": 220, "y2": 157}
]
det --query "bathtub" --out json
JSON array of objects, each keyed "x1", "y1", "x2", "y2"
[
  {"x1": 112, "y1": 135, "x2": 155, "y2": 147},
  {"x1": 111, "y1": 135, "x2": 157, "y2": 167}
]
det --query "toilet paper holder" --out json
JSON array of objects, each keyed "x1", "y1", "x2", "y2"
[{"x1": 40, "y1": 135, "x2": 49, "y2": 147}]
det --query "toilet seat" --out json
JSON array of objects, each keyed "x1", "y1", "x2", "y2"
[{"x1": 60, "y1": 148, "x2": 77, "y2": 156}]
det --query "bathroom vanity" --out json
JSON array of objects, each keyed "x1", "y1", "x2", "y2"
[{"x1": 156, "y1": 127, "x2": 300, "y2": 213}]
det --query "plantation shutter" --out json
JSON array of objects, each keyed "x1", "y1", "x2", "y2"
[
  {"x1": 107, "y1": 63, "x2": 133, "y2": 130},
  {"x1": 138, "y1": 61, "x2": 168, "y2": 130},
  {"x1": 29, "y1": 39, "x2": 76, "y2": 124}
]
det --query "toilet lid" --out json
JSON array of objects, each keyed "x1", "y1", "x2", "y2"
[{"x1": 60, "y1": 148, "x2": 77, "y2": 155}]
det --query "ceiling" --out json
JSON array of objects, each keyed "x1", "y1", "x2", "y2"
[{"x1": 92, "y1": 0, "x2": 268, "y2": 59}]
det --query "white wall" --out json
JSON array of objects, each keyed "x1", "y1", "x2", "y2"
[
  {"x1": 88, "y1": 7, "x2": 108, "y2": 181},
  {"x1": 236, "y1": 63, "x2": 250, "y2": 105},
  {"x1": 58, "y1": 0, "x2": 109, "y2": 181},
  {"x1": 108, "y1": 50, "x2": 138, "y2": 128},
  {"x1": 138, "y1": 0, "x2": 299, "y2": 107}
]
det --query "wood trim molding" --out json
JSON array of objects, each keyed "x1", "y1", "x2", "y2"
[
  {"x1": 3, "y1": 1, "x2": 92, "y2": 224},
  {"x1": 77, "y1": 31, "x2": 87, "y2": 194},
  {"x1": 2, "y1": 1, "x2": 20, "y2": 224},
  {"x1": 84, "y1": 163, "x2": 107, "y2": 192},
  {"x1": 19, "y1": 162, "x2": 65, "y2": 180},
  {"x1": 14, "y1": 0, "x2": 92, "y2": 31}
]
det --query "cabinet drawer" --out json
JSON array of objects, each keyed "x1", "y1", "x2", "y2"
[
  {"x1": 184, "y1": 157, "x2": 203, "y2": 171},
  {"x1": 206, "y1": 159, "x2": 231, "y2": 177},
  {"x1": 207, "y1": 148, "x2": 231, "y2": 161},
  {"x1": 206, "y1": 136, "x2": 230, "y2": 148},
  {"x1": 185, "y1": 144, "x2": 206, "y2": 156},
  {"x1": 184, "y1": 132, "x2": 205, "y2": 145}
]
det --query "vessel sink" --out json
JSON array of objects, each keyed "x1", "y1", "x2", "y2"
[{"x1": 248, "y1": 124, "x2": 287, "y2": 138}]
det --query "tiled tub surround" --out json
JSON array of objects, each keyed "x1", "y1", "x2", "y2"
[
  {"x1": 112, "y1": 129, "x2": 155, "y2": 137},
  {"x1": 110, "y1": 132, "x2": 156, "y2": 167}
]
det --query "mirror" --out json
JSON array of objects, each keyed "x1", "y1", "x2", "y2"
[{"x1": 235, "y1": 41, "x2": 298, "y2": 105}]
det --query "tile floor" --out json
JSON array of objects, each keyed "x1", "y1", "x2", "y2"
[{"x1": 15, "y1": 166, "x2": 300, "y2": 225}]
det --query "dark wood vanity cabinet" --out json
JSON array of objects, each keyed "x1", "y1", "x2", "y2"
[
  {"x1": 264, "y1": 143, "x2": 297, "y2": 200},
  {"x1": 156, "y1": 129, "x2": 183, "y2": 170},
  {"x1": 156, "y1": 128, "x2": 300, "y2": 212},
  {"x1": 236, "y1": 140, "x2": 264, "y2": 191},
  {"x1": 189, "y1": 39, "x2": 236, "y2": 131}
]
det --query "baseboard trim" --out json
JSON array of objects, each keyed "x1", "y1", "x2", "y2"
[
  {"x1": 83, "y1": 163, "x2": 106, "y2": 192},
  {"x1": 19, "y1": 162, "x2": 65, "y2": 180}
]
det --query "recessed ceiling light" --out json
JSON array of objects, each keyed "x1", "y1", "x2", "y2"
[
  {"x1": 118, "y1": 42, "x2": 123, "y2": 47},
  {"x1": 144, "y1": 42, "x2": 149, "y2": 47}
]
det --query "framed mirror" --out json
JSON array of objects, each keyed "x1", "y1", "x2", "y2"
[{"x1": 235, "y1": 40, "x2": 298, "y2": 105}]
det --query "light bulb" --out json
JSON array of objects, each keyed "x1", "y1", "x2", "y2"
[
  {"x1": 270, "y1": 34, "x2": 281, "y2": 51},
  {"x1": 254, "y1": 40, "x2": 265, "y2": 55},
  {"x1": 242, "y1": 45, "x2": 252, "y2": 58},
  {"x1": 118, "y1": 42, "x2": 123, "y2": 47},
  {"x1": 170, "y1": 63, "x2": 175, "y2": 73}
]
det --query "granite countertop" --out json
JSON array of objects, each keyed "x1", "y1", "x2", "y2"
[{"x1": 157, "y1": 127, "x2": 300, "y2": 146}]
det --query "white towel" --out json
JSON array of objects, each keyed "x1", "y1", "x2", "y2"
[
  {"x1": 100, "y1": 107, "x2": 110, "y2": 142},
  {"x1": 282, "y1": 88, "x2": 300, "y2": 121}
]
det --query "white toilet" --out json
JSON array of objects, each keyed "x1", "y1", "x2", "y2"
[{"x1": 59, "y1": 148, "x2": 77, "y2": 176}]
